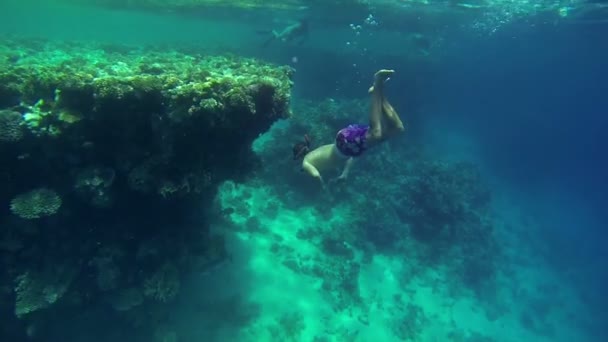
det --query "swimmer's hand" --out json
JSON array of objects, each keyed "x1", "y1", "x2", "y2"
[
  {"x1": 332, "y1": 158, "x2": 352, "y2": 184},
  {"x1": 314, "y1": 174, "x2": 327, "y2": 190},
  {"x1": 329, "y1": 174, "x2": 347, "y2": 185}
]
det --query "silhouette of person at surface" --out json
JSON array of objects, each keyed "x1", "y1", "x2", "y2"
[{"x1": 261, "y1": 19, "x2": 309, "y2": 47}]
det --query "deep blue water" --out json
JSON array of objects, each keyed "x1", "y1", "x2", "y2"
[
  {"x1": 436, "y1": 22, "x2": 608, "y2": 255},
  {"x1": 432, "y1": 21, "x2": 608, "y2": 328}
]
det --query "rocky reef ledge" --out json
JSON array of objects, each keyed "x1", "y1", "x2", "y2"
[{"x1": 0, "y1": 37, "x2": 293, "y2": 203}]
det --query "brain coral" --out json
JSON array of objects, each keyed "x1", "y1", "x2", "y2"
[
  {"x1": 10, "y1": 188, "x2": 62, "y2": 219},
  {"x1": 0, "y1": 109, "x2": 23, "y2": 142}
]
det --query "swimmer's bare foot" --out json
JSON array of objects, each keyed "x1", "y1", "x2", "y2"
[
  {"x1": 375, "y1": 69, "x2": 394, "y2": 82},
  {"x1": 369, "y1": 69, "x2": 395, "y2": 93}
]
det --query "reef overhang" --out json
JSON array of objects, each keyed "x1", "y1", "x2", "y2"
[{"x1": 0, "y1": 37, "x2": 293, "y2": 202}]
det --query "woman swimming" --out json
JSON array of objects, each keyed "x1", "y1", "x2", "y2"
[{"x1": 295, "y1": 69, "x2": 405, "y2": 187}]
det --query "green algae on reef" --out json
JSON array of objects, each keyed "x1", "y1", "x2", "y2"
[{"x1": 0, "y1": 38, "x2": 292, "y2": 128}]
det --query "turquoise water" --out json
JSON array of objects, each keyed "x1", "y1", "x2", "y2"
[{"x1": 1, "y1": 0, "x2": 606, "y2": 341}]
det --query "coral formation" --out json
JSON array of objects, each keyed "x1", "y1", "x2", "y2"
[
  {"x1": 0, "y1": 36, "x2": 290, "y2": 338},
  {"x1": 20, "y1": 99, "x2": 63, "y2": 137},
  {"x1": 0, "y1": 37, "x2": 292, "y2": 202},
  {"x1": 394, "y1": 160, "x2": 491, "y2": 243},
  {"x1": 0, "y1": 109, "x2": 23, "y2": 142},
  {"x1": 9, "y1": 188, "x2": 62, "y2": 219},
  {"x1": 14, "y1": 267, "x2": 75, "y2": 318}
]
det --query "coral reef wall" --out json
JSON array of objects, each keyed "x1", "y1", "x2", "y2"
[{"x1": 0, "y1": 37, "x2": 292, "y2": 339}]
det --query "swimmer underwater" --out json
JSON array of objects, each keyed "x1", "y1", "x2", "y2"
[
  {"x1": 260, "y1": 19, "x2": 309, "y2": 47},
  {"x1": 293, "y1": 69, "x2": 405, "y2": 188}
]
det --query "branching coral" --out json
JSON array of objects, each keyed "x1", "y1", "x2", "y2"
[
  {"x1": 10, "y1": 188, "x2": 62, "y2": 219},
  {"x1": 20, "y1": 99, "x2": 66, "y2": 137}
]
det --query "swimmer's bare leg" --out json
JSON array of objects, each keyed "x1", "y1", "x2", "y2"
[
  {"x1": 382, "y1": 99, "x2": 405, "y2": 135},
  {"x1": 367, "y1": 69, "x2": 393, "y2": 143},
  {"x1": 370, "y1": 69, "x2": 403, "y2": 136},
  {"x1": 368, "y1": 85, "x2": 383, "y2": 142}
]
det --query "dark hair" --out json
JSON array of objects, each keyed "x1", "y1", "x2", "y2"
[
  {"x1": 292, "y1": 134, "x2": 311, "y2": 160},
  {"x1": 293, "y1": 143, "x2": 308, "y2": 160}
]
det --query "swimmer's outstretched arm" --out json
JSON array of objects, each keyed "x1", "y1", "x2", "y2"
[{"x1": 338, "y1": 158, "x2": 354, "y2": 180}]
